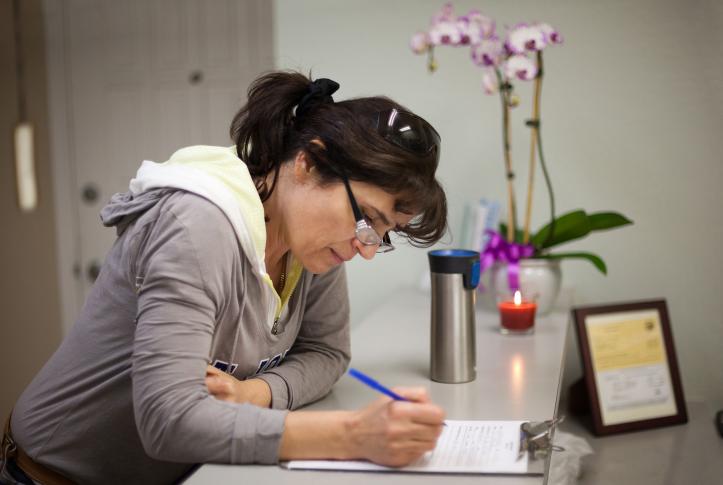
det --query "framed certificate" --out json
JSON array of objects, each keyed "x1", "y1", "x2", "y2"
[{"x1": 572, "y1": 299, "x2": 687, "y2": 435}]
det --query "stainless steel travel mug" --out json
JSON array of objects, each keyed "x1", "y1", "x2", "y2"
[{"x1": 428, "y1": 249, "x2": 481, "y2": 383}]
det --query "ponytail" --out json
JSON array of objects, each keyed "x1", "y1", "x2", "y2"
[{"x1": 230, "y1": 71, "x2": 310, "y2": 201}]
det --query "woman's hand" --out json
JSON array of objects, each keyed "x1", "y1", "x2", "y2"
[
  {"x1": 205, "y1": 365, "x2": 272, "y2": 408},
  {"x1": 278, "y1": 387, "x2": 444, "y2": 466},
  {"x1": 346, "y1": 387, "x2": 445, "y2": 467}
]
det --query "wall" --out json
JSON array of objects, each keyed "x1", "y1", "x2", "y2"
[
  {"x1": 274, "y1": 0, "x2": 723, "y2": 408},
  {"x1": 0, "y1": 0, "x2": 62, "y2": 421}
]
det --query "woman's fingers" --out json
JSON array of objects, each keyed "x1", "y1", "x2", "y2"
[
  {"x1": 205, "y1": 375, "x2": 233, "y2": 399},
  {"x1": 206, "y1": 364, "x2": 223, "y2": 376},
  {"x1": 389, "y1": 400, "x2": 446, "y2": 426},
  {"x1": 206, "y1": 365, "x2": 239, "y2": 401},
  {"x1": 382, "y1": 439, "x2": 437, "y2": 467},
  {"x1": 391, "y1": 386, "x2": 430, "y2": 403},
  {"x1": 387, "y1": 420, "x2": 444, "y2": 442}
]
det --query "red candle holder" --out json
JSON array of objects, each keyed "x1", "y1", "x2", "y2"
[{"x1": 498, "y1": 290, "x2": 537, "y2": 335}]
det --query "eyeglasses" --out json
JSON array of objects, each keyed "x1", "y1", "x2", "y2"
[
  {"x1": 375, "y1": 109, "x2": 441, "y2": 168},
  {"x1": 341, "y1": 176, "x2": 394, "y2": 254}
]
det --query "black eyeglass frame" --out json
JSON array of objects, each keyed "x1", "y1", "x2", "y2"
[{"x1": 341, "y1": 176, "x2": 394, "y2": 254}]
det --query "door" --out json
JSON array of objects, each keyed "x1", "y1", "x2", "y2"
[
  {"x1": 44, "y1": 0, "x2": 274, "y2": 328},
  {"x1": 0, "y1": 0, "x2": 63, "y2": 423}
]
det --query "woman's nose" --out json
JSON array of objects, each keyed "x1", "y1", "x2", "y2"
[{"x1": 352, "y1": 238, "x2": 377, "y2": 260}]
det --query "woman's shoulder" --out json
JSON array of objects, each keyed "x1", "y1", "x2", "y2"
[
  {"x1": 163, "y1": 190, "x2": 230, "y2": 224},
  {"x1": 131, "y1": 191, "x2": 243, "y2": 298},
  {"x1": 123, "y1": 190, "x2": 241, "y2": 274},
  {"x1": 158, "y1": 191, "x2": 238, "y2": 252}
]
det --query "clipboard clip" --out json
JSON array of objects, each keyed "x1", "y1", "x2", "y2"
[{"x1": 518, "y1": 415, "x2": 566, "y2": 460}]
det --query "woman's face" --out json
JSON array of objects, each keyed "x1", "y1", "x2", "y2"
[{"x1": 281, "y1": 155, "x2": 414, "y2": 274}]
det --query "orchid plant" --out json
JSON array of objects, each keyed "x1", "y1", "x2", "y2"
[{"x1": 411, "y1": 3, "x2": 632, "y2": 276}]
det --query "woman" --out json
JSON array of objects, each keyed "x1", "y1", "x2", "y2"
[{"x1": 2, "y1": 71, "x2": 448, "y2": 484}]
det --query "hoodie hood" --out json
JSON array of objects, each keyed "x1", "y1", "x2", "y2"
[
  {"x1": 101, "y1": 145, "x2": 267, "y2": 274},
  {"x1": 101, "y1": 145, "x2": 306, "y2": 327},
  {"x1": 101, "y1": 189, "x2": 171, "y2": 236}
]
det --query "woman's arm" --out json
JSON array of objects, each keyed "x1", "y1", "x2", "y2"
[
  {"x1": 205, "y1": 371, "x2": 445, "y2": 467},
  {"x1": 256, "y1": 265, "x2": 351, "y2": 410},
  {"x1": 131, "y1": 195, "x2": 288, "y2": 464}
]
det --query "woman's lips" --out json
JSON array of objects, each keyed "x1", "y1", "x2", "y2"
[{"x1": 330, "y1": 248, "x2": 345, "y2": 265}]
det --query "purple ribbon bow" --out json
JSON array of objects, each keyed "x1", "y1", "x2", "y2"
[{"x1": 480, "y1": 230, "x2": 535, "y2": 291}]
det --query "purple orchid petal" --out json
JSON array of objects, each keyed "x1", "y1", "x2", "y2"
[
  {"x1": 455, "y1": 17, "x2": 473, "y2": 45},
  {"x1": 535, "y1": 22, "x2": 563, "y2": 45},
  {"x1": 460, "y1": 9, "x2": 496, "y2": 43},
  {"x1": 431, "y1": 2, "x2": 455, "y2": 25}
]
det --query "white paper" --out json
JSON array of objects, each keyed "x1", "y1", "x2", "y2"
[{"x1": 282, "y1": 420, "x2": 532, "y2": 475}]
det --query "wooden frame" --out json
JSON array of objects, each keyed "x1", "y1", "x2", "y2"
[{"x1": 572, "y1": 299, "x2": 687, "y2": 436}]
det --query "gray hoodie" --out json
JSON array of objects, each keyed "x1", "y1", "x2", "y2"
[{"x1": 11, "y1": 183, "x2": 351, "y2": 484}]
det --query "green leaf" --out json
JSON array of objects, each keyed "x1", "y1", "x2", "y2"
[
  {"x1": 588, "y1": 212, "x2": 633, "y2": 232},
  {"x1": 538, "y1": 251, "x2": 608, "y2": 274},
  {"x1": 532, "y1": 210, "x2": 591, "y2": 249}
]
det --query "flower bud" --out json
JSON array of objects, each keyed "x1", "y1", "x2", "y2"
[{"x1": 410, "y1": 32, "x2": 430, "y2": 54}]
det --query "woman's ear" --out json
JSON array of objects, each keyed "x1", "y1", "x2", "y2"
[{"x1": 292, "y1": 150, "x2": 315, "y2": 183}]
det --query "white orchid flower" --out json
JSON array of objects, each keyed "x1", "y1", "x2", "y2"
[
  {"x1": 504, "y1": 54, "x2": 538, "y2": 81},
  {"x1": 471, "y1": 37, "x2": 503, "y2": 67},
  {"x1": 429, "y1": 19, "x2": 462, "y2": 46},
  {"x1": 466, "y1": 9, "x2": 496, "y2": 41},
  {"x1": 506, "y1": 23, "x2": 547, "y2": 54}
]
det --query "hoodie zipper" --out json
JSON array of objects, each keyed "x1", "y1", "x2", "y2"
[{"x1": 271, "y1": 284, "x2": 296, "y2": 336}]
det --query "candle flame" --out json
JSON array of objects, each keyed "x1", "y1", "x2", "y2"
[{"x1": 514, "y1": 290, "x2": 522, "y2": 305}]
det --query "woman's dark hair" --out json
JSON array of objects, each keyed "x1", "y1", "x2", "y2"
[{"x1": 230, "y1": 70, "x2": 447, "y2": 247}]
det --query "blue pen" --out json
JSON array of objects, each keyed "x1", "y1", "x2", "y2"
[{"x1": 348, "y1": 368, "x2": 408, "y2": 401}]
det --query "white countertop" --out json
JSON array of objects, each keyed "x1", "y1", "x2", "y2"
[{"x1": 185, "y1": 288, "x2": 570, "y2": 484}]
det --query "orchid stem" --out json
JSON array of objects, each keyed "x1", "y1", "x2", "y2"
[
  {"x1": 523, "y1": 51, "x2": 543, "y2": 245},
  {"x1": 537, "y1": 123, "x2": 556, "y2": 250},
  {"x1": 495, "y1": 68, "x2": 517, "y2": 243},
  {"x1": 427, "y1": 46, "x2": 437, "y2": 73}
]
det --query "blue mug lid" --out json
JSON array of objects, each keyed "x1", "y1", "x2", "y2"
[{"x1": 428, "y1": 249, "x2": 480, "y2": 290}]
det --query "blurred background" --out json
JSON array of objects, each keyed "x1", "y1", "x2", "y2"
[{"x1": 1, "y1": 0, "x2": 721, "y2": 424}]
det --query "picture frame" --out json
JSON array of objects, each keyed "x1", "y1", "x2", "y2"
[{"x1": 572, "y1": 299, "x2": 687, "y2": 436}]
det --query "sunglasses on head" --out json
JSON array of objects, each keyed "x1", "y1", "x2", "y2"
[{"x1": 374, "y1": 108, "x2": 441, "y2": 167}]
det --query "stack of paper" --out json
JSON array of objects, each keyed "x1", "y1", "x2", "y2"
[{"x1": 282, "y1": 420, "x2": 535, "y2": 475}]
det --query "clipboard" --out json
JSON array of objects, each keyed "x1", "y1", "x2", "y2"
[
  {"x1": 518, "y1": 416, "x2": 566, "y2": 475},
  {"x1": 282, "y1": 417, "x2": 565, "y2": 475}
]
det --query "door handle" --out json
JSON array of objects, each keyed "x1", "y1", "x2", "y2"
[{"x1": 82, "y1": 184, "x2": 100, "y2": 204}]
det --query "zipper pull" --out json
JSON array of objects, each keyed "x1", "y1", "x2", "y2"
[
  {"x1": 271, "y1": 318, "x2": 279, "y2": 335},
  {"x1": 134, "y1": 275, "x2": 144, "y2": 294}
]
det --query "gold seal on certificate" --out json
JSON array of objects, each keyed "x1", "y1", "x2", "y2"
[{"x1": 573, "y1": 299, "x2": 687, "y2": 435}]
